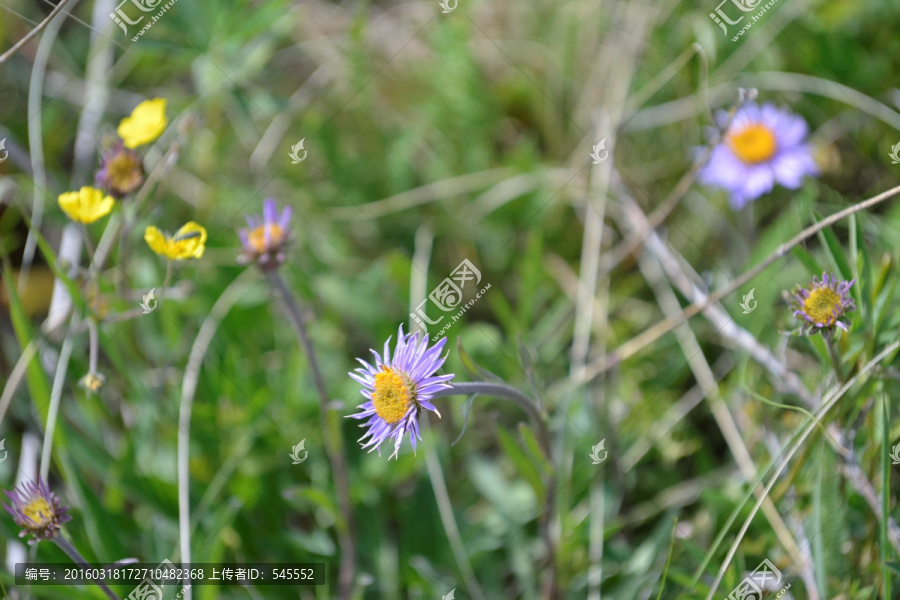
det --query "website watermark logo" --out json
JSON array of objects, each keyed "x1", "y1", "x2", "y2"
[
  {"x1": 0, "y1": 138, "x2": 7, "y2": 163},
  {"x1": 442, "y1": 588, "x2": 456, "y2": 600},
  {"x1": 589, "y1": 439, "x2": 608, "y2": 464},
  {"x1": 438, "y1": 0, "x2": 457, "y2": 13},
  {"x1": 127, "y1": 559, "x2": 191, "y2": 600},
  {"x1": 589, "y1": 139, "x2": 609, "y2": 164},
  {"x1": 110, "y1": 0, "x2": 181, "y2": 42},
  {"x1": 0, "y1": 439, "x2": 7, "y2": 464},
  {"x1": 709, "y1": 0, "x2": 781, "y2": 41},
  {"x1": 890, "y1": 442, "x2": 900, "y2": 465},
  {"x1": 140, "y1": 288, "x2": 158, "y2": 314},
  {"x1": 410, "y1": 259, "x2": 491, "y2": 341},
  {"x1": 739, "y1": 288, "x2": 757, "y2": 314},
  {"x1": 289, "y1": 440, "x2": 308, "y2": 464},
  {"x1": 725, "y1": 559, "x2": 789, "y2": 600},
  {"x1": 889, "y1": 142, "x2": 900, "y2": 165},
  {"x1": 289, "y1": 139, "x2": 307, "y2": 164}
]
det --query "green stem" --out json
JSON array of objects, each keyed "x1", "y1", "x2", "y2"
[
  {"x1": 432, "y1": 381, "x2": 551, "y2": 457},
  {"x1": 159, "y1": 260, "x2": 173, "y2": 307},
  {"x1": 267, "y1": 271, "x2": 355, "y2": 600},
  {"x1": 53, "y1": 536, "x2": 120, "y2": 600},
  {"x1": 825, "y1": 334, "x2": 845, "y2": 384},
  {"x1": 431, "y1": 381, "x2": 558, "y2": 598},
  {"x1": 87, "y1": 318, "x2": 99, "y2": 375}
]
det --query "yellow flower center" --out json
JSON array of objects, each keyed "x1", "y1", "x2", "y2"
[
  {"x1": 727, "y1": 123, "x2": 778, "y2": 164},
  {"x1": 372, "y1": 367, "x2": 412, "y2": 424},
  {"x1": 248, "y1": 224, "x2": 284, "y2": 253},
  {"x1": 23, "y1": 498, "x2": 52, "y2": 527},
  {"x1": 803, "y1": 287, "x2": 842, "y2": 326}
]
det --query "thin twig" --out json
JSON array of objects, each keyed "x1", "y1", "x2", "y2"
[
  {"x1": 582, "y1": 182, "x2": 900, "y2": 382},
  {"x1": 599, "y1": 90, "x2": 748, "y2": 275},
  {"x1": 615, "y1": 183, "x2": 900, "y2": 558},
  {"x1": 636, "y1": 252, "x2": 811, "y2": 582},
  {"x1": 703, "y1": 341, "x2": 900, "y2": 600},
  {"x1": 18, "y1": 0, "x2": 71, "y2": 305},
  {"x1": 0, "y1": 0, "x2": 73, "y2": 65},
  {"x1": 331, "y1": 168, "x2": 514, "y2": 221},
  {"x1": 0, "y1": 340, "x2": 38, "y2": 428}
]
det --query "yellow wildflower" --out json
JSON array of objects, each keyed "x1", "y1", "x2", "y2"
[
  {"x1": 117, "y1": 98, "x2": 167, "y2": 149},
  {"x1": 144, "y1": 221, "x2": 207, "y2": 260},
  {"x1": 57, "y1": 187, "x2": 115, "y2": 224}
]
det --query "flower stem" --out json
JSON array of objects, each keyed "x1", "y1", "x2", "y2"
[
  {"x1": 267, "y1": 271, "x2": 355, "y2": 600},
  {"x1": 178, "y1": 270, "x2": 255, "y2": 600},
  {"x1": 159, "y1": 259, "x2": 173, "y2": 307},
  {"x1": 40, "y1": 335, "x2": 73, "y2": 481},
  {"x1": 431, "y1": 380, "x2": 559, "y2": 598},
  {"x1": 432, "y1": 381, "x2": 551, "y2": 458},
  {"x1": 53, "y1": 536, "x2": 120, "y2": 600},
  {"x1": 825, "y1": 334, "x2": 845, "y2": 384},
  {"x1": 87, "y1": 317, "x2": 99, "y2": 376}
]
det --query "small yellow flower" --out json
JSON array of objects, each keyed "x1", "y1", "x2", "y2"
[
  {"x1": 144, "y1": 221, "x2": 207, "y2": 260},
  {"x1": 117, "y1": 98, "x2": 167, "y2": 149},
  {"x1": 57, "y1": 187, "x2": 115, "y2": 224}
]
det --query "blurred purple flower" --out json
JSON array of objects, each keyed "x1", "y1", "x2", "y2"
[
  {"x1": 95, "y1": 141, "x2": 144, "y2": 198},
  {"x1": 698, "y1": 102, "x2": 818, "y2": 210},
  {"x1": 347, "y1": 325, "x2": 454, "y2": 459},
  {"x1": 791, "y1": 272, "x2": 856, "y2": 335},
  {"x1": 3, "y1": 477, "x2": 71, "y2": 544},
  {"x1": 238, "y1": 198, "x2": 291, "y2": 270}
]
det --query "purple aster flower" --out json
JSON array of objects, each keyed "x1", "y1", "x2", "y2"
[
  {"x1": 3, "y1": 477, "x2": 71, "y2": 544},
  {"x1": 698, "y1": 102, "x2": 818, "y2": 210},
  {"x1": 791, "y1": 272, "x2": 856, "y2": 335},
  {"x1": 238, "y1": 198, "x2": 292, "y2": 271},
  {"x1": 95, "y1": 141, "x2": 144, "y2": 198},
  {"x1": 347, "y1": 325, "x2": 455, "y2": 459}
]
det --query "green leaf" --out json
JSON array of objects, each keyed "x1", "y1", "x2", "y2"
[
  {"x1": 456, "y1": 337, "x2": 504, "y2": 382},
  {"x1": 451, "y1": 393, "x2": 477, "y2": 446},
  {"x1": 872, "y1": 255, "x2": 897, "y2": 338},
  {"x1": 515, "y1": 231, "x2": 543, "y2": 329},
  {"x1": 790, "y1": 245, "x2": 822, "y2": 275},
  {"x1": 497, "y1": 426, "x2": 545, "y2": 502},
  {"x1": 518, "y1": 423, "x2": 552, "y2": 476},
  {"x1": 66, "y1": 463, "x2": 128, "y2": 561},
  {"x1": 1, "y1": 260, "x2": 51, "y2": 418},
  {"x1": 813, "y1": 215, "x2": 852, "y2": 282}
]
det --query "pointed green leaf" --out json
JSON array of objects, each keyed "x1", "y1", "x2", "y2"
[
  {"x1": 451, "y1": 393, "x2": 477, "y2": 446},
  {"x1": 1, "y1": 260, "x2": 51, "y2": 417},
  {"x1": 813, "y1": 215, "x2": 852, "y2": 282},
  {"x1": 497, "y1": 426, "x2": 544, "y2": 502},
  {"x1": 790, "y1": 245, "x2": 822, "y2": 275},
  {"x1": 456, "y1": 337, "x2": 503, "y2": 383},
  {"x1": 518, "y1": 422, "x2": 552, "y2": 476}
]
